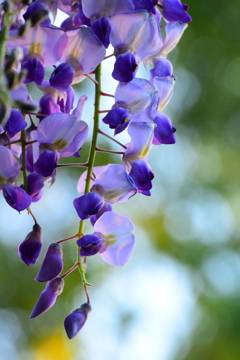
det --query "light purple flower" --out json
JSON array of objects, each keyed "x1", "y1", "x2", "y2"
[
  {"x1": 0, "y1": 145, "x2": 20, "y2": 189},
  {"x1": 94, "y1": 211, "x2": 135, "y2": 266},
  {"x1": 36, "y1": 113, "x2": 88, "y2": 157},
  {"x1": 81, "y1": 0, "x2": 134, "y2": 20},
  {"x1": 110, "y1": 10, "x2": 162, "y2": 61},
  {"x1": 60, "y1": 27, "x2": 106, "y2": 78},
  {"x1": 7, "y1": 26, "x2": 68, "y2": 67},
  {"x1": 123, "y1": 120, "x2": 155, "y2": 170}
]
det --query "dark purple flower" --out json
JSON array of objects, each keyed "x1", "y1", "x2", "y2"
[
  {"x1": 133, "y1": 0, "x2": 158, "y2": 13},
  {"x1": 129, "y1": 159, "x2": 154, "y2": 192},
  {"x1": 35, "y1": 243, "x2": 63, "y2": 282},
  {"x1": 4, "y1": 110, "x2": 27, "y2": 138},
  {"x1": 102, "y1": 107, "x2": 130, "y2": 135},
  {"x1": 161, "y1": 0, "x2": 192, "y2": 23},
  {"x1": 34, "y1": 150, "x2": 59, "y2": 177},
  {"x1": 77, "y1": 234, "x2": 104, "y2": 256},
  {"x1": 49, "y1": 63, "x2": 75, "y2": 91},
  {"x1": 73, "y1": 192, "x2": 105, "y2": 220},
  {"x1": 153, "y1": 113, "x2": 176, "y2": 145},
  {"x1": 18, "y1": 223, "x2": 42, "y2": 266},
  {"x1": 38, "y1": 94, "x2": 60, "y2": 120},
  {"x1": 22, "y1": 58, "x2": 45, "y2": 85},
  {"x1": 64, "y1": 303, "x2": 92, "y2": 339},
  {"x1": 23, "y1": 0, "x2": 50, "y2": 26},
  {"x1": 112, "y1": 53, "x2": 139, "y2": 82},
  {"x1": 30, "y1": 276, "x2": 64, "y2": 319},
  {"x1": 3, "y1": 185, "x2": 32, "y2": 212},
  {"x1": 91, "y1": 17, "x2": 110, "y2": 48}
]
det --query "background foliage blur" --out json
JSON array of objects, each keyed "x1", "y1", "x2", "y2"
[{"x1": 0, "y1": 0, "x2": 240, "y2": 359}]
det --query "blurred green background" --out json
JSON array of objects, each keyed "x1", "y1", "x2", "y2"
[{"x1": 1, "y1": 1, "x2": 240, "y2": 359}]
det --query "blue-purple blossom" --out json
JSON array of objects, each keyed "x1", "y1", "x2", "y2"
[
  {"x1": 30, "y1": 276, "x2": 64, "y2": 318},
  {"x1": 26, "y1": 173, "x2": 44, "y2": 202},
  {"x1": 34, "y1": 150, "x2": 59, "y2": 177},
  {"x1": 35, "y1": 243, "x2": 63, "y2": 282},
  {"x1": 102, "y1": 107, "x2": 130, "y2": 135},
  {"x1": 112, "y1": 53, "x2": 139, "y2": 82},
  {"x1": 64, "y1": 303, "x2": 92, "y2": 339},
  {"x1": 157, "y1": 22, "x2": 188, "y2": 57},
  {"x1": 18, "y1": 223, "x2": 42, "y2": 266}
]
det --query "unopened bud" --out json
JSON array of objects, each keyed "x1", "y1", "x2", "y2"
[
  {"x1": 35, "y1": 243, "x2": 63, "y2": 282},
  {"x1": 30, "y1": 8, "x2": 49, "y2": 27},
  {"x1": 4, "y1": 48, "x2": 23, "y2": 73},
  {"x1": 64, "y1": 303, "x2": 92, "y2": 339},
  {"x1": 18, "y1": 223, "x2": 42, "y2": 266},
  {"x1": 14, "y1": 101, "x2": 37, "y2": 113}
]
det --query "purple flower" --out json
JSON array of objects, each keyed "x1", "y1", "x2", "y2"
[
  {"x1": 77, "y1": 234, "x2": 104, "y2": 256},
  {"x1": 26, "y1": 173, "x2": 44, "y2": 202},
  {"x1": 64, "y1": 303, "x2": 92, "y2": 339},
  {"x1": 34, "y1": 150, "x2": 59, "y2": 177},
  {"x1": 3, "y1": 185, "x2": 32, "y2": 212},
  {"x1": 94, "y1": 211, "x2": 135, "y2": 266},
  {"x1": 159, "y1": 22, "x2": 188, "y2": 57},
  {"x1": 110, "y1": 10, "x2": 162, "y2": 61},
  {"x1": 160, "y1": 0, "x2": 192, "y2": 23},
  {"x1": 30, "y1": 276, "x2": 64, "y2": 319},
  {"x1": 77, "y1": 164, "x2": 137, "y2": 204},
  {"x1": 35, "y1": 243, "x2": 63, "y2": 282},
  {"x1": 153, "y1": 113, "x2": 176, "y2": 144},
  {"x1": 22, "y1": 58, "x2": 45, "y2": 85},
  {"x1": 112, "y1": 53, "x2": 139, "y2": 82},
  {"x1": 18, "y1": 223, "x2": 42, "y2": 266},
  {"x1": 36, "y1": 113, "x2": 88, "y2": 158},
  {"x1": 4, "y1": 110, "x2": 27, "y2": 138},
  {"x1": 81, "y1": 0, "x2": 134, "y2": 20},
  {"x1": 91, "y1": 17, "x2": 111, "y2": 48},
  {"x1": 0, "y1": 145, "x2": 20, "y2": 189},
  {"x1": 7, "y1": 26, "x2": 68, "y2": 67},
  {"x1": 123, "y1": 121, "x2": 155, "y2": 170},
  {"x1": 129, "y1": 159, "x2": 154, "y2": 193},
  {"x1": 102, "y1": 107, "x2": 130, "y2": 135},
  {"x1": 49, "y1": 63, "x2": 75, "y2": 91},
  {"x1": 73, "y1": 192, "x2": 105, "y2": 220},
  {"x1": 60, "y1": 27, "x2": 106, "y2": 77}
]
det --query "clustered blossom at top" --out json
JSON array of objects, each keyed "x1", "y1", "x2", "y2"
[{"x1": 0, "y1": 0, "x2": 191, "y2": 339}]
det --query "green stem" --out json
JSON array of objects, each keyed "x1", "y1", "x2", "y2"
[
  {"x1": 21, "y1": 129, "x2": 28, "y2": 192},
  {"x1": 77, "y1": 63, "x2": 102, "y2": 288}
]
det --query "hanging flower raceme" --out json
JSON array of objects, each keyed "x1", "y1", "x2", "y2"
[{"x1": 77, "y1": 211, "x2": 135, "y2": 266}]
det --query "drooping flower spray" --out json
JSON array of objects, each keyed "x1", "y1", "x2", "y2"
[{"x1": 0, "y1": 0, "x2": 191, "y2": 338}]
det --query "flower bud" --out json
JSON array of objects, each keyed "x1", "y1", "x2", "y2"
[
  {"x1": 35, "y1": 243, "x2": 63, "y2": 282},
  {"x1": 64, "y1": 303, "x2": 92, "y2": 339},
  {"x1": 30, "y1": 277, "x2": 64, "y2": 319},
  {"x1": 18, "y1": 223, "x2": 42, "y2": 266}
]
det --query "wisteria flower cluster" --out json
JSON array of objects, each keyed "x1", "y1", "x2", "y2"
[{"x1": 0, "y1": 0, "x2": 191, "y2": 339}]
